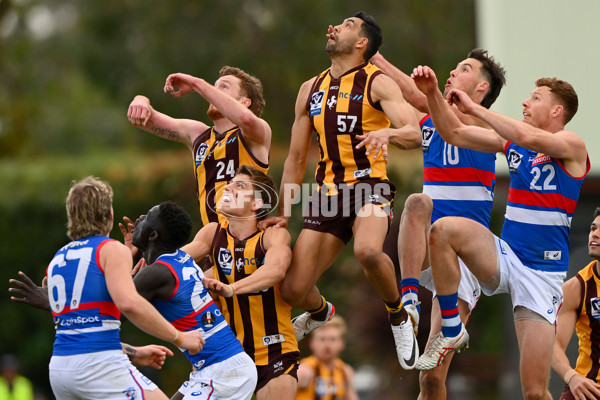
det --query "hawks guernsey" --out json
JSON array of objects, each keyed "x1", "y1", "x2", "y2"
[
  {"x1": 502, "y1": 142, "x2": 589, "y2": 272},
  {"x1": 420, "y1": 115, "x2": 496, "y2": 227},
  {"x1": 193, "y1": 126, "x2": 269, "y2": 226},
  {"x1": 47, "y1": 236, "x2": 122, "y2": 356},
  {"x1": 296, "y1": 356, "x2": 349, "y2": 400},
  {"x1": 150, "y1": 249, "x2": 243, "y2": 370},
  {"x1": 210, "y1": 225, "x2": 298, "y2": 365},
  {"x1": 306, "y1": 62, "x2": 390, "y2": 187},
  {"x1": 574, "y1": 261, "x2": 600, "y2": 382}
]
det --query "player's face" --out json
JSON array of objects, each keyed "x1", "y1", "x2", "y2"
[
  {"x1": 131, "y1": 205, "x2": 160, "y2": 249},
  {"x1": 521, "y1": 86, "x2": 555, "y2": 128},
  {"x1": 219, "y1": 174, "x2": 257, "y2": 218},
  {"x1": 309, "y1": 326, "x2": 344, "y2": 362},
  {"x1": 207, "y1": 75, "x2": 246, "y2": 121},
  {"x1": 326, "y1": 17, "x2": 362, "y2": 56},
  {"x1": 589, "y1": 216, "x2": 600, "y2": 259},
  {"x1": 443, "y1": 58, "x2": 483, "y2": 98}
]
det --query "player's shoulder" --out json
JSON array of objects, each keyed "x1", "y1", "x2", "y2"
[{"x1": 263, "y1": 226, "x2": 291, "y2": 247}]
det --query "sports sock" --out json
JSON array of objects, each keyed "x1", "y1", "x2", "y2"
[
  {"x1": 385, "y1": 298, "x2": 406, "y2": 326},
  {"x1": 437, "y1": 293, "x2": 462, "y2": 337},
  {"x1": 401, "y1": 278, "x2": 420, "y2": 313},
  {"x1": 308, "y1": 296, "x2": 329, "y2": 321}
]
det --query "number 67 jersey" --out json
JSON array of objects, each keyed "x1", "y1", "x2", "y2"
[{"x1": 47, "y1": 236, "x2": 123, "y2": 356}]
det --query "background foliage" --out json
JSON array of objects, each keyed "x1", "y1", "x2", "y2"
[{"x1": 0, "y1": 1, "x2": 517, "y2": 398}]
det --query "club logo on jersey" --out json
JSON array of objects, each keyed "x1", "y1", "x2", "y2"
[
  {"x1": 421, "y1": 126, "x2": 435, "y2": 153},
  {"x1": 507, "y1": 149, "x2": 523, "y2": 173},
  {"x1": 195, "y1": 143, "x2": 209, "y2": 167},
  {"x1": 236, "y1": 257, "x2": 244, "y2": 272},
  {"x1": 310, "y1": 90, "x2": 325, "y2": 116},
  {"x1": 218, "y1": 248, "x2": 234, "y2": 274},
  {"x1": 532, "y1": 153, "x2": 552, "y2": 166},
  {"x1": 123, "y1": 388, "x2": 137, "y2": 399},
  {"x1": 591, "y1": 297, "x2": 600, "y2": 320},
  {"x1": 353, "y1": 167, "x2": 372, "y2": 179},
  {"x1": 327, "y1": 95, "x2": 337, "y2": 110},
  {"x1": 201, "y1": 310, "x2": 216, "y2": 328},
  {"x1": 263, "y1": 334, "x2": 286, "y2": 346},
  {"x1": 544, "y1": 250, "x2": 562, "y2": 261}
]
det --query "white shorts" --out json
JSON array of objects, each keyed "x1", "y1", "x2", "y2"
[
  {"x1": 484, "y1": 236, "x2": 565, "y2": 324},
  {"x1": 177, "y1": 352, "x2": 257, "y2": 400},
  {"x1": 420, "y1": 256, "x2": 482, "y2": 312},
  {"x1": 49, "y1": 350, "x2": 158, "y2": 400}
]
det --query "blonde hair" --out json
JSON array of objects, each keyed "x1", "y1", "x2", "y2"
[
  {"x1": 321, "y1": 315, "x2": 347, "y2": 336},
  {"x1": 66, "y1": 176, "x2": 114, "y2": 240}
]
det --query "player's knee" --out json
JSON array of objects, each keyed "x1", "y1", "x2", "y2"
[
  {"x1": 354, "y1": 243, "x2": 380, "y2": 268},
  {"x1": 419, "y1": 370, "x2": 445, "y2": 396},
  {"x1": 429, "y1": 217, "x2": 456, "y2": 244},
  {"x1": 521, "y1": 385, "x2": 547, "y2": 400},
  {"x1": 280, "y1": 280, "x2": 306, "y2": 307},
  {"x1": 404, "y1": 193, "x2": 433, "y2": 218}
]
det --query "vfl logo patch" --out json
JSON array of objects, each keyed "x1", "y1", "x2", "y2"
[
  {"x1": 310, "y1": 90, "x2": 325, "y2": 116},
  {"x1": 591, "y1": 297, "x2": 600, "y2": 320},
  {"x1": 421, "y1": 126, "x2": 435, "y2": 153},
  {"x1": 544, "y1": 250, "x2": 562, "y2": 261},
  {"x1": 195, "y1": 143, "x2": 209, "y2": 168},
  {"x1": 327, "y1": 95, "x2": 337, "y2": 110},
  {"x1": 263, "y1": 334, "x2": 286, "y2": 346},
  {"x1": 507, "y1": 149, "x2": 523, "y2": 173},
  {"x1": 218, "y1": 248, "x2": 234, "y2": 274}
]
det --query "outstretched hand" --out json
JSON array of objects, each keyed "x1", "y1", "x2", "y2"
[
  {"x1": 446, "y1": 88, "x2": 476, "y2": 114},
  {"x1": 119, "y1": 216, "x2": 138, "y2": 258},
  {"x1": 257, "y1": 216, "x2": 288, "y2": 231},
  {"x1": 202, "y1": 277, "x2": 235, "y2": 297},
  {"x1": 164, "y1": 73, "x2": 196, "y2": 98},
  {"x1": 125, "y1": 344, "x2": 174, "y2": 370},
  {"x1": 9, "y1": 271, "x2": 50, "y2": 311},
  {"x1": 411, "y1": 65, "x2": 439, "y2": 95},
  {"x1": 355, "y1": 129, "x2": 391, "y2": 160}
]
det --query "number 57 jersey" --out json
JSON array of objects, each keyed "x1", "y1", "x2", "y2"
[{"x1": 47, "y1": 236, "x2": 123, "y2": 356}]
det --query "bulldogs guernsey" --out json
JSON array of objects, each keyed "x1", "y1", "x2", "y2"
[
  {"x1": 150, "y1": 249, "x2": 244, "y2": 370},
  {"x1": 502, "y1": 142, "x2": 589, "y2": 272},
  {"x1": 420, "y1": 115, "x2": 496, "y2": 227},
  {"x1": 48, "y1": 236, "x2": 122, "y2": 356}
]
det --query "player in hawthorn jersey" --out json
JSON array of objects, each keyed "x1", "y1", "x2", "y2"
[
  {"x1": 261, "y1": 12, "x2": 422, "y2": 371},
  {"x1": 412, "y1": 69, "x2": 589, "y2": 400},
  {"x1": 127, "y1": 66, "x2": 270, "y2": 226},
  {"x1": 182, "y1": 166, "x2": 299, "y2": 400},
  {"x1": 552, "y1": 208, "x2": 600, "y2": 400},
  {"x1": 370, "y1": 50, "x2": 506, "y2": 399}
]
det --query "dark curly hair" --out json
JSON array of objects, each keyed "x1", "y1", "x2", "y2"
[{"x1": 157, "y1": 201, "x2": 193, "y2": 249}]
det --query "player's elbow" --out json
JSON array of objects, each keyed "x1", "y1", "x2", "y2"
[{"x1": 114, "y1": 296, "x2": 139, "y2": 316}]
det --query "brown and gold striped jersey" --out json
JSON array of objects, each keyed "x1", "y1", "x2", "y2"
[
  {"x1": 192, "y1": 126, "x2": 269, "y2": 226},
  {"x1": 306, "y1": 62, "x2": 390, "y2": 188},
  {"x1": 296, "y1": 356, "x2": 349, "y2": 400},
  {"x1": 210, "y1": 225, "x2": 298, "y2": 365},
  {"x1": 574, "y1": 260, "x2": 600, "y2": 382}
]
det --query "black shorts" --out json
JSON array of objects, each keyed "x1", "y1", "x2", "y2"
[
  {"x1": 302, "y1": 179, "x2": 395, "y2": 244},
  {"x1": 255, "y1": 351, "x2": 299, "y2": 393}
]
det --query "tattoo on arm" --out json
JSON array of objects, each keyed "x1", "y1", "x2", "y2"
[
  {"x1": 124, "y1": 345, "x2": 137, "y2": 361},
  {"x1": 151, "y1": 127, "x2": 180, "y2": 141}
]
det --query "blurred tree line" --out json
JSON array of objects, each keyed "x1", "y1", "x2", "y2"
[{"x1": 1, "y1": 0, "x2": 508, "y2": 398}]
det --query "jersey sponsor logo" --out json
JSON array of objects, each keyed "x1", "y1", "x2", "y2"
[
  {"x1": 329, "y1": 85, "x2": 339, "y2": 90},
  {"x1": 195, "y1": 143, "x2": 209, "y2": 168},
  {"x1": 338, "y1": 92, "x2": 363, "y2": 101},
  {"x1": 544, "y1": 250, "x2": 562, "y2": 261},
  {"x1": 310, "y1": 90, "x2": 325, "y2": 116},
  {"x1": 263, "y1": 334, "x2": 286, "y2": 346},
  {"x1": 507, "y1": 149, "x2": 523, "y2": 173},
  {"x1": 532, "y1": 153, "x2": 552, "y2": 166},
  {"x1": 353, "y1": 167, "x2": 372, "y2": 179},
  {"x1": 421, "y1": 126, "x2": 435, "y2": 153},
  {"x1": 60, "y1": 239, "x2": 90, "y2": 251},
  {"x1": 327, "y1": 95, "x2": 337, "y2": 110},
  {"x1": 56, "y1": 315, "x2": 101, "y2": 328},
  {"x1": 304, "y1": 218, "x2": 321, "y2": 226},
  {"x1": 176, "y1": 253, "x2": 191, "y2": 264},
  {"x1": 218, "y1": 248, "x2": 234, "y2": 275},
  {"x1": 590, "y1": 297, "x2": 600, "y2": 320}
]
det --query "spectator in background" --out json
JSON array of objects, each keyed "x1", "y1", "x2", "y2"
[{"x1": 0, "y1": 354, "x2": 33, "y2": 400}]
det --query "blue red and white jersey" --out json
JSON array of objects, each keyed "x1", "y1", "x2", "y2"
[
  {"x1": 47, "y1": 235, "x2": 122, "y2": 356},
  {"x1": 150, "y1": 249, "x2": 244, "y2": 370},
  {"x1": 420, "y1": 115, "x2": 496, "y2": 227},
  {"x1": 502, "y1": 142, "x2": 590, "y2": 272}
]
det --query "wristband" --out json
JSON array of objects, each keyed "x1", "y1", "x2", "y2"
[
  {"x1": 230, "y1": 284, "x2": 236, "y2": 297},
  {"x1": 170, "y1": 330, "x2": 179, "y2": 344},
  {"x1": 564, "y1": 369, "x2": 577, "y2": 385}
]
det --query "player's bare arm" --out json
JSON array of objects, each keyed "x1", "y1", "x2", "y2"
[
  {"x1": 370, "y1": 52, "x2": 428, "y2": 114},
  {"x1": 101, "y1": 241, "x2": 205, "y2": 354},
  {"x1": 127, "y1": 94, "x2": 208, "y2": 149},
  {"x1": 204, "y1": 227, "x2": 292, "y2": 297},
  {"x1": 133, "y1": 262, "x2": 178, "y2": 301},
  {"x1": 413, "y1": 66, "x2": 504, "y2": 153},
  {"x1": 180, "y1": 223, "x2": 219, "y2": 263},
  {"x1": 552, "y1": 277, "x2": 600, "y2": 398},
  {"x1": 122, "y1": 343, "x2": 174, "y2": 370}
]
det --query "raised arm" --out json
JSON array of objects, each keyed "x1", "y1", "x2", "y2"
[
  {"x1": 413, "y1": 66, "x2": 505, "y2": 153},
  {"x1": 164, "y1": 73, "x2": 271, "y2": 158},
  {"x1": 181, "y1": 223, "x2": 218, "y2": 263},
  {"x1": 371, "y1": 52, "x2": 428, "y2": 113},
  {"x1": 127, "y1": 95, "x2": 209, "y2": 149},
  {"x1": 203, "y1": 227, "x2": 292, "y2": 297},
  {"x1": 552, "y1": 276, "x2": 600, "y2": 398},
  {"x1": 101, "y1": 241, "x2": 204, "y2": 354}
]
